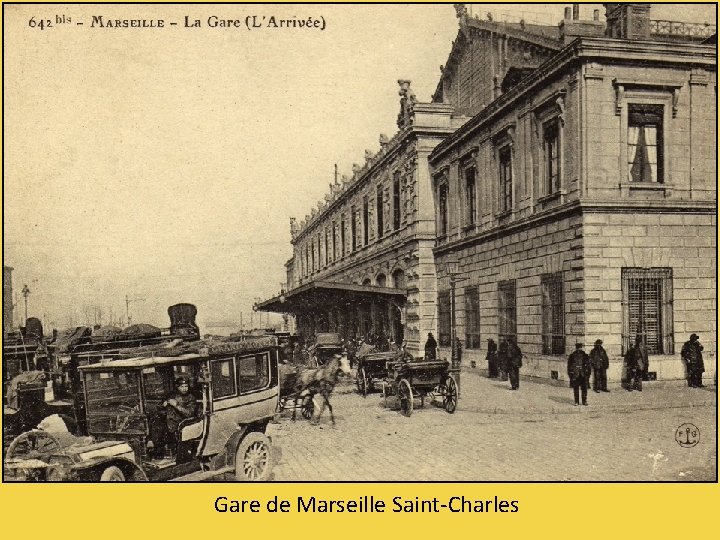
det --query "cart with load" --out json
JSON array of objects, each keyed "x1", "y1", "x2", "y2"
[{"x1": 382, "y1": 359, "x2": 458, "y2": 417}]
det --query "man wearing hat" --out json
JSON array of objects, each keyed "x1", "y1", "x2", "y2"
[
  {"x1": 589, "y1": 339, "x2": 610, "y2": 393},
  {"x1": 486, "y1": 338, "x2": 498, "y2": 378},
  {"x1": 163, "y1": 376, "x2": 198, "y2": 450},
  {"x1": 567, "y1": 343, "x2": 591, "y2": 406},
  {"x1": 681, "y1": 333, "x2": 705, "y2": 388},
  {"x1": 624, "y1": 335, "x2": 647, "y2": 391}
]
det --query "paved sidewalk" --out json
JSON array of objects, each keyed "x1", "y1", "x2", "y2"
[{"x1": 454, "y1": 366, "x2": 716, "y2": 414}]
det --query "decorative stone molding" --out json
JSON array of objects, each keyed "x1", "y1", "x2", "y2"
[{"x1": 612, "y1": 78, "x2": 683, "y2": 117}]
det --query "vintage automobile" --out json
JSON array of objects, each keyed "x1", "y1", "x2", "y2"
[{"x1": 4, "y1": 336, "x2": 280, "y2": 481}]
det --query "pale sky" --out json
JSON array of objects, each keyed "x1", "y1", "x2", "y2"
[{"x1": 3, "y1": 3, "x2": 716, "y2": 332}]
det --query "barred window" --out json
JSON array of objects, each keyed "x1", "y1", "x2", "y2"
[
  {"x1": 498, "y1": 280, "x2": 516, "y2": 344},
  {"x1": 622, "y1": 268, "x2": 673, "y2": 354},
  {"x1": 438, "y1": 291, "x2": 451, "y2": 347},
  {"x1": 541, "y1": 273, "x2": 565, "y2": 355},
  {"x1": 464, "y1": 286, "x2": 480, "y2": 349}
]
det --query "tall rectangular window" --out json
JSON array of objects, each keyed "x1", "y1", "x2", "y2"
[
  {"x1": 351, "y1": 207, "x2": 357, "y2": 252},
  {"x1": 363, "y1": 196, "x2": 369, "y2": 246},
  {"x1": 498, "y1": 280, "x2": 516, "y2": 345},
  {"x1": 317, "y1": 234, "x2": 322, "y2": 269},
  {"x1": 464, "y1": 285, "x2": 480, "y2": 349},
  {"x1": 393, "y1": 172, "x2": 401, "y2": 230},
  {"x1": 465, "y1": 166, "x2": 477, "y2": 227},
  {"x1": 438, "y1": 183, "x2": 449, "y2": 237},
  {"x1": 305, "y1": 245, "x2": 310, "y2": 276},
  {"x1": 622, "y1": 268, "x2": 673, "y2": 354},
  {"x1": 324, "y1": 229, "x2": 330, "y2": 266},
  {"x1": 332, "y1": 221, "x2": 337, "y2": 261},
  {"x1": 541, "y1": 273, "x2": 565, "y2": 355},
  {"x1": 628, "y1": 104, "x2": 664, "y2": 183},
  {"x1": 499, "y1": 146, "x2": 513, "y2": 212},
  {"x1": 544, "y1": 121, "x2": 560, "y2": 194},
  {"x1": 376, "y1": 185, "x2": 384, "y2": 240},
  {"x1": 310, "y1": 240, "x2": 315, "y2": 272},
  {"x1": 340, "y1": 215, "x2": 346, "y2": 256},
  {"x1": 438, "y1": 291, "x2": 451, "y2": 347}
]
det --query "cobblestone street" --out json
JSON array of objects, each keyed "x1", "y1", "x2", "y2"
[{"x1": 266, "y1": 368, "x2": 716, "y2": 482}]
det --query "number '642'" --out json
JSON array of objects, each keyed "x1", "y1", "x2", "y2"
[{"x1": 28, "y1": 17, "x2": 53, "y2": 30}]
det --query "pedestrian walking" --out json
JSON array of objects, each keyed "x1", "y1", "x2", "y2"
[
  {"x1": 681, "y1": 333, "x2": 705, "y2": 388},
  {"x1": 589, "y1": 339, "x2": 610, "y2": 392},
  {"x1": 507, "y1": 336, "x2": 522, "y2": 390},
  {"x1": 497, "y1": 340, "x2": 509, "y2": 381},
  {"x1": 624, "y1": 335, "x2": 647, "y2": 391},
  {"x1": 424, "y1": 333, "x2": 438, "y2": 360},
  {"x1": 486, "y1": 338, "x2": 498, "y2": 378},
  {"x1": 567, "y1": 343, "x2": 591, "y2": 406}
]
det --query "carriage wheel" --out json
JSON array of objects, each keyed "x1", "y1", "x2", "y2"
[
  {"x1": 443, "y1": 375, "x2": 458, "y2": 414},
  {"x1": 397, "y1": 379, "x2": 413, "y2": 417},
  {"x1": 235, "y1": 432, "x2": 273, "y2": 481},
  {"x1": 301, "y1": 395, "x2": 315, "y2": 420},
  {"x1": 6, "y1": 430, "x2": 61, "y2": 460}
]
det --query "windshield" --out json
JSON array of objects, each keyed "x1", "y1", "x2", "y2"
[{"x1": 84, "y1": 370, "x2": 146, "y2": 434}]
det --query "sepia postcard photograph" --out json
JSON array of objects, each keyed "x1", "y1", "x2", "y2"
[{"x1": 2, "y1": 2, "x2": 717, "y2": 484}]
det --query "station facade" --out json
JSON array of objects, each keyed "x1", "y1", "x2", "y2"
[{"x1": 260, "y1": 4, "x2": 717, "y2": 382}]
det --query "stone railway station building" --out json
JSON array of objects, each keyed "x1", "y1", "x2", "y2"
[{"x1": 258, "y1": 4, "x2": 716, "y2": 385}]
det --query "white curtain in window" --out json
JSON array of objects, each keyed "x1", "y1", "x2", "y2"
[{"x1": 628, "y1": 126, "x2": 657, "y2": 182}]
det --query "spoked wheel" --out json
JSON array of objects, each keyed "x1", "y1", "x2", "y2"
[
  {"x1": 100, "y1": 465, "x2": 126, "y2": 482},
  {"x1": 443, "y1": 375, "x2": 458, "y2": 413},
  {"x1": 235, "y1": 432, "x2": 273, "y2": 481},
  {"x1": 301, "y1": 395, "x2": 315, "y2": 420},
  {"x1": 6, "y1": 430, "x2": 61, "y2": 460},
  {"x1": 397, "y1": 379, "x2": 413, "y2": 417}
]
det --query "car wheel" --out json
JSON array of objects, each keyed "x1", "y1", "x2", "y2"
[
  {"x1": 235, "y1": 432, "x2": 273, "y2": 481},
  {"x1": 100, "y1": 465, "x2": 126, "y2": 481}
]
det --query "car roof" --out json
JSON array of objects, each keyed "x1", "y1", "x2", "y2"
[{"x1": 78, "y1": 353, "x2": 203, "y2": 371}]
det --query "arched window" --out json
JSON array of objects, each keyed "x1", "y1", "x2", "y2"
[
  {"x1": 376, "y1": 274, "x2": 387, "y2": 287},
  {"x1": 392, "y1": 269, "x2": 405, "y2": 289},
  {"x1": 362, "y1": 278, "x2": 371, "y2": 286}
]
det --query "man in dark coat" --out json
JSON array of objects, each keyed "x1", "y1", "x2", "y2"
[
  {"x1": 568, "y1": 343, "x2": 591, "y2": 406},
  {"x1": 624, "y1": 335, "x2": 647, "y2": 391},
  {"x1": 497, "y1": 340, "x2": 509, "y2": 381},
  {"x1": 424, "y1": 333, "x2": 438, "y2": 360},
  {"x1": 507, "y1": 336, "x2": 523, "y2": 390},
  {"x1": 486, "y1": 338, "x2": 498, "y2": 378},
  {"x1": 681, "y1": 333, "x2": 705, "y2": 388},
  {"x1": 589, "y1": 339, "x2": 610, "y2": 393}
]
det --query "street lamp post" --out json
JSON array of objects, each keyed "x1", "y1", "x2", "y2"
[
  {"x1": 445, "y1": 260, "x2": 460, "y2": 395},
  {"x1": 21, "y1": 284, "x2": 30, "y2": 322}
]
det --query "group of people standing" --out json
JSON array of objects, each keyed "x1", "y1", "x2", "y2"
[
  {"x1": 481, "y1": 333, "x2": 706, "y2": 407},
  {"x1": 484, "y1": 337, "x2": 523, "y2": 390}
]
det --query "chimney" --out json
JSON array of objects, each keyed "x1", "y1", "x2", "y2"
[
  {"x1": 559, "y1": 6, "x2": 606, "y2": 44},
  {"x1": 604, "y1": 3, "x2": 651, "y2": 40}
]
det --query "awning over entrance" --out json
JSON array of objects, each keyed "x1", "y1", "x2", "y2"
[{"x1": 256, "y1": 280, "x2": 406, "y2": 313}]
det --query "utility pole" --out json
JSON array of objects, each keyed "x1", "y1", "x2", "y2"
[
  {"x1": 125, "y1": 295, "x2": 146, "y2": 326},
  {"x1": 21, "y1": 284, "x2": 30, "y2": 322}
]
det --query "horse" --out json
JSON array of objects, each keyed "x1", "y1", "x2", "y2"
[{"x1": 281, "y1": 353, "x2": 351, "y2": 425}]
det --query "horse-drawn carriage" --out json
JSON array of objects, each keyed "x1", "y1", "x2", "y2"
[
  {"x1": 308, "y1": 333, "x2": 344, "y2": 367},
  {"x1": 382, "y1": 359, "x2": 458, "y2": 417},
  {"x1": 355, "y1": 351, "x2": 396, "y2": 397}
]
